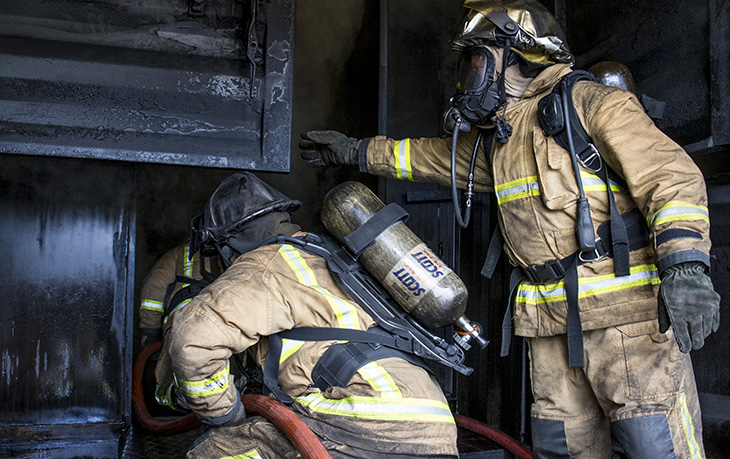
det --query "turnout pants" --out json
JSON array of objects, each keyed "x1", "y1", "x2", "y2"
[
  {"x1": 528, "y1": 319, "x2": 705, "y2": 459},
  {"x1": 186, "y1": 416, "x2": 302, "y2": 459},
  {"x1": 186, "y1": 415, "x2": 455, "y2": 459}
]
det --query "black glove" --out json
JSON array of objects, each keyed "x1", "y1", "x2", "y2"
[
  {"x1": 299, "y1": 130, "x2": 360, "y2": 167},
  {"x1": 658, "y1": 261, "x2": 721, "y2": 353},
  {"x1": 140, "y1": 328, "x2": 162, "y2": 348}
]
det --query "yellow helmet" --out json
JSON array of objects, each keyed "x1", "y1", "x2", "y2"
[{"x1": 450, "y1": 0, "x2": 574, "y2": 65}]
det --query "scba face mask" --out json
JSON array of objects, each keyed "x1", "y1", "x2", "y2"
[{"x1": 445, "y1": 46, "x2": 502, "y2": 131}]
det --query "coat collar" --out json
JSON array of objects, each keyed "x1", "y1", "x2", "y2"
[{"x1": 520, "y1": 63, "x2": 574, "y2": 99}]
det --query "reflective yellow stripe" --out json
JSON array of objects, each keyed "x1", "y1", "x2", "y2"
[
  {"x1": 679, "y1": 392, "x2": 704, "y2": 459},
  {"x1": 141, "y1": 299, "x2": 164, "y2": 312},
  {"x1": 393, "y1": 139, "x2": 414, "y2": 182},
  {"x1": 278, "y1": 244, "x2": 361, "y2": 330},
  {"x1": 580, "y1": 171, "x2": 621, "y2": 193},
  {"x1": 515, "y1": 264, "x2": 659, "y2": 305},
  {"x1": 183, "y1": 245, "x2": 194, "y2": 278},
  {"x1": 357, "y1": 362, "x2": 402, "y2": 398},
  {"x1": 163, "y1": 298, "x2": 192, "y2": 324},
  {"x1": 155, "y1": 383, "x2": 175, "y2": 410},
  {"x1": 176, "y1": 364, "x2": 230, "y2": 398},
  {"x1": 220, "y1": 450, "x2": 262, "y2": 459},
  {"x1": 495, "y1": 176, "x2": 540, "y2": 204},
  {"x1": 648, "y1": 201, "x2": 709, "y2": 230},
  {"x1": 280, "y1": 338, "x2": 305, "y2": 364},
  {"x1": 296, "y1": 392, "x2": 454, "y2": 423}
]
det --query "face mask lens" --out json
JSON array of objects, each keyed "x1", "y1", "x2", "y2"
[{"x1": 457, "y1": 48, "x2": 493, "y2": 92}]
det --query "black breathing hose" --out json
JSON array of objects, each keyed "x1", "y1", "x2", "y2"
[{"x1": 451, "y1": 123, "x2": 482, "y2": 228}]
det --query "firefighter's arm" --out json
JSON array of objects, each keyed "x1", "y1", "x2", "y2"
[
  {"x1": 168, "y1": 262, "x2": 295, "y2": 426},
  {"x1": 578, "y1": 83, "x2": 711, "y2": 272},
  {"x1": 363, "y1": 131, "x2": 494, "y2": 192},
  {"x1": 168, "y1": 303, "x2": 247, "y2": 427},
  {"x1": 580, "y1": 83, "x2": 720, "y2": 351},
  {"x1": 139, "y1": 246, "x2": 183, "y2": 344}
]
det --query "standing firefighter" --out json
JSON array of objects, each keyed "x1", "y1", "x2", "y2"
[
  {"x1": 299, "y1": 1, "x2": 721, "y2": 457},
  {"x1": 165, "y1": 172, "x2": 458, "y2": 458}
]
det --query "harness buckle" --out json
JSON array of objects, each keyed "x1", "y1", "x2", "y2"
[
  {"x1": 524, "y1": 259, "x2": 566, "y2": 284},
  {"x1": 578, "y1": 236, "x2": 609, "y2": 263},
  {"x1": 578, "y1": 144, "x2": 603, "y2": 173},
  {"x1": 545, "y1": 259, "x2": 565, "y2": 280}
]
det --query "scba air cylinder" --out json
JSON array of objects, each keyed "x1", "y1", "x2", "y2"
[{"x1": 321, "y1": 181, "x2": 471, "y2": 329}]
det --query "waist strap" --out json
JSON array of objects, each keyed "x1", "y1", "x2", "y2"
[
  {"x1": 522, "y1": 208, "x2": 648, "y2": 284},
  {"x1": 264, "y1": 326, "x2": 429, "y2": 405},
  {"x1": 501, "y1": 208, "x2": 650, "y2": 368}
]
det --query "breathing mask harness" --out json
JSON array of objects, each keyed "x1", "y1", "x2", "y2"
[{"x1": 443, "y1": 10, "x2": 520, "y2": 228}]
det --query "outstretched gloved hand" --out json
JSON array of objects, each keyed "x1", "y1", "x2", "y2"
[
  {"x1": 658, "y1": 261, "x2": 721, "y2": 353},
  {"x1": 299, "y1": 130, "x2": 360, "y2": 167}
]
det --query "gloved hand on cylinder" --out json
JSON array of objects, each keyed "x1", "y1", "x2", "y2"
[
  {"x1": 658, "y1": 261, "x2": 721, "y2": 352},
  {"x1": 299, "y1": 130, "x2": 360, "y2": 167}
]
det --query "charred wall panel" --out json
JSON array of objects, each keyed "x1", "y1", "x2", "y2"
[
  {"x1": 0, "y1": 0, "x2": 295, "y2": 171},
  {"x1": 0, "y1": 155, "x2": 134, "y2": 456},
  {"x1": 565, "y1": 0, "x2": 711, "y2": 147}
]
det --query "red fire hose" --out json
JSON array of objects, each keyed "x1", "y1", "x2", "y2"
[
  {"x1": 454, "y1": 413, "x2": 534, "y2": 459},
  {"x1": 132, "y1": 341, "x2": 332, "y2": 459}
]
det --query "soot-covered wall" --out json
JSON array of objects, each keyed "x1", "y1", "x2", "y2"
[{"x1": 0, "y1": 0, "x2": 379, "y2": 454}]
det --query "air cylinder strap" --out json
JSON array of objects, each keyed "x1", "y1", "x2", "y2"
[
  {"x1": 162, "y1": 276, "x2": 210, "y2": 316},
  {"x1": 344, "y1": 203, "x2": 409, "y2": 256}
]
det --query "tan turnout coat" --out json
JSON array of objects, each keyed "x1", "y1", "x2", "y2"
[
  {"x1": 167, "y1": 232, "x2": 459, "y2": 457},
  {"x1": 364, "y1": 63, "x2": 711, "y2": 337}
]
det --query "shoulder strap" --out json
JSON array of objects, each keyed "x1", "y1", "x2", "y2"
[
  {"x1": 258, "y1": 233, "x2": 473, "y2": 402},
  {"x1": 537, "y1": 71, "x2": 631, "y2": 276},
  {"x1": 539, "y1": 70, "x2": 603, "y2": 173}
]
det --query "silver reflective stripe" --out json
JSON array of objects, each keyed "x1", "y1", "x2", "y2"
[
  {"x1": 580, "y1": 171, "x2": 620, "y2": 192},
  {"x1": 679, "y1": 392, "x2": 704, "y2": 459},
  {"x1": 648, "y1": 201, "x2": 709, "y2": 230},
  {"x1": 357, "y1": 362, "x2": 402, "y2": 398},
  {"x1": 495, "y1": 176, "x2": 540, "y2": 205},
  {"x1": 280, "y1": 338, "x2": 305, "y2": 364},
  {"x1": 141, "y1": 299, "x2": 164, "y2": 312},
  {"x1": 219, "y1": 449, "x2": 263, "y2": 459},
  {"x1": 393, "y1": 139, "x2": 414, "y2": 182},
  {"x1": 176, "y1": 364, "x2": 231, "y2": 398},
  {"x1": 183, "y1": 244, "x2": 194, "y2": 279},
  {"x1": 163, "y1": 298, "x2": 192, "y2": 324}
]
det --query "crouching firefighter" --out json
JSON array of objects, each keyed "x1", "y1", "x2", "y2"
[
  {"x1": 298, "y1": 1, "x2": 721, "y2": 457},
  {"x1": 138, "y1": 234, "x2": 225, "y2": 411},
  {"x1": 165, "y1": 172, "x2": 461, "y2": 459}
]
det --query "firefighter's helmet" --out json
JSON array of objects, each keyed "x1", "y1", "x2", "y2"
[
  {"x1": 202, "y1": 172, "x2": 300, "y2": 243},
  {"x1": 450, "y1": 0, "x2": 574, "y2": 65}
]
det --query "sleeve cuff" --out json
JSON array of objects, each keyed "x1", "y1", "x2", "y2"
[
  {"x1": 358, "y1": 137, "x2": 371, "y2": 173},
  {"x1": 140, "y1": 328, "x2": 162, "y2": 342},
  {"x1": 198, "y1": 395, "x2": 246, "y2": 427},
  {"x1": 657, "y1": 250, "x2": 710, "y2": 275}
]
